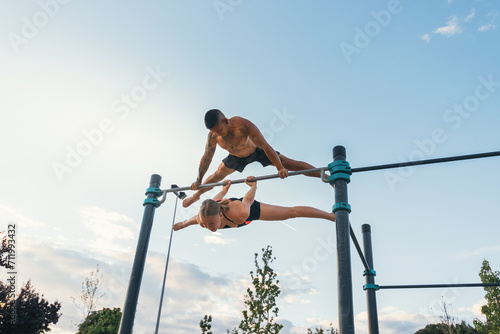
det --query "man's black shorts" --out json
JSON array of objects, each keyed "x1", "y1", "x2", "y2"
[{"x1": 222, "y1": 147, "x2": 280, "y2": 172}]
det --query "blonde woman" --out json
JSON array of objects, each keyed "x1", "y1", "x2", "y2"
[{"x1": 173, "y1": 177, "x2": 335, "y2": 232}]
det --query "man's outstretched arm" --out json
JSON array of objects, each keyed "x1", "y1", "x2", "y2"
[
  {"x1": 192, "y1": 132, "x2": 217, "y2": 189},
  {"x1": 245, "y1": 120, "x2": 288, "y2": 178}
]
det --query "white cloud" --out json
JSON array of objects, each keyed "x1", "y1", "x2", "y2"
[
  {"x1": 0, "y1": 205, "x2": 76, "y2": 250},
  {"x1": 80, "y1": 206, "x2": 139, "y2": 259},
  {"x1": 4, "y1": 205, "x2": 489, "y2": 334},
  {"x1": 13, "y1": 236, "x2": 251, "y2": 334},
  {"x1": 471, "y1": 299, "x2": 487, "y2": 319},
  {"x1": 478, "y1": 23, "x2": 497, "y2": 32},
  {"x1": 423, "y1": 9, "x2": 498, "y2": 42},
  {"x1": 478, "y1": 11, "x2": 498, "y2": 32},
  {"x1": 306, "y1": 317, "x2": 337, "y2": 329},
  {"x1": 434, "y1": 16, "x2": 462, "y2": 36},
  {"x1": 0, "y1": 205, "x2": 46, "y2": 229},
  {"x1": 355, "y1": 306, "x2": 430, "y2": 334},
  {"x1": 465, "y1": 8, "x2": 476, "y2": 22},
  {"x1": 134, "y1": 257, "x2": 251, "y2": 333},
  {"x1": 421, "y1": 34, "x2": 431, "y2": 43},
  {"x1": 13, "y1": 238, "x2": 130, "y2": 334},
  {"x1": 457, "y1": 299, "x2": 487, "y2": 319},
  {"x1": 0, "y1": 205, "x2": 252, "y2": 333},
  {"x1": 458, "y1": 245, "x2": 500, "y2": 258},
  {"x1": 203, "y1": 232, "x2": 235, "y2": 245},
  {"x1": 283, "y1": 294, "x2": 311, "y2": 305},
  {"x1": 82, "y1": 206, "x2": 137, "y2": 239}
]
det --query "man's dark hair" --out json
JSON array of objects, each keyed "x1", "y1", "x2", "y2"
[{"x1": 204, "y1": 109, "x2": 224, "y2": 129}]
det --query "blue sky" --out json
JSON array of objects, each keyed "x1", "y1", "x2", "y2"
[{"x1": 1, "y1": 0, "x2": 499, "y2": 333}]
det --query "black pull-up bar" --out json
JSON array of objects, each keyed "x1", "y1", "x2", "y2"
[
  {"x1": 161, "y1": 150, "x2": 500, "y2": 195},
  {"x1": 160, "y1": 167, "x2": 328, "y2": 194},
  {"x1": 378, "y1": 283, "x2": 500, "y2": 290},
  {"x1": 351, "y1": 150, "x2": 500, "y2": 173}
]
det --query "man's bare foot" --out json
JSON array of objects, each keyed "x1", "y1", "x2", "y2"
[{"x1": 182, "y1": 194, "x2": 200, "y2": 207}]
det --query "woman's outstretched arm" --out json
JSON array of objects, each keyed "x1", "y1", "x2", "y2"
[
  {"x1": 212, "y1": 180, "x2": 231, "y2": 201},
  {"x1": 173, "y1": 215, "x2": 200, "y2": 231},
  {"x1": 241, "y1": 177, "x2": 257, "y2": 209}
]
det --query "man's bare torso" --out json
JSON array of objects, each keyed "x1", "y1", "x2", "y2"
[{"x1": 212, "y1": 117, "x2": 257, "y2": 157}]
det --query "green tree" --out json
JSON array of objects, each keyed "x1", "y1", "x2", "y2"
[
  {"x1": 77, "y1": 307, "x2": 122, "y2": 334},
  {"x1": 200, "y1": 315, "x2": 213, "y2": 334},
  {"x1": 415, "y1": 322, "x2": 479, "y2": 334},
  {"x1": 0, "y1": 233, "x2": 12, "y2": 268},
  {"x1": 200, "y1": 246, "x2": 338, "y2": 334},
  {"x1": 473, "y1": 259, "x2": 500, "y2": 333},
  {"x1": 0, "y1": 280, "x2": 62, "y2": 334},
  {"x1": 1, "y1": 235, "x2": 61, "y2": 333},
  {"x1": 72, "y1": 264, "x2": 106, "y2": 320},
  {"x1": 415, "y1": 299, "x2": 478, "y2": 334},
  {"x1": 237, "y1": 245, "x2": 283, "y2": 334},
  {"x1": 307, "y1": 324, "x2": 339, "y2": 333}
]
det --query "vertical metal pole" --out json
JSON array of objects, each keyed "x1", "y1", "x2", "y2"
[
  {"x1": 119, "y1": 174, "x2": 162, "y2": 334},
  {"x1": 333, "y1": 146, "x2": 355, "y2": 333},
  {"x1": 154, "y1": 195, "x2": 179, "y2": 334},
  {"x1": 362, "y1": 224, "x2": 379, "y2": 334}
]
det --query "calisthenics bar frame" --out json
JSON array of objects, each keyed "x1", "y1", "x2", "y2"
[
  {"x1": 156, "y1": 150, "x2": 500, "y2": 279},
  {"x1": 118, "y1": 148, "x2": 358, "y2": 334},
  {"x1": 119, "y1": 148, "x2": 500, "y2": 334}
]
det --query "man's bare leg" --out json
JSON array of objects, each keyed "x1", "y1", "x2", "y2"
[
  {"x1": 278, "y1": 154, "x2": 333, "y2": 187},
  {"x1": 279, "y1": 154, "x2": 322, "y2": 177},
  {"x1": 182, "y1": 163, "x2": 236, "y2": 207}
]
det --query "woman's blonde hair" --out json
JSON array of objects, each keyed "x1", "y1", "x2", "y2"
[{"x1": 200, "y1": 199, "x2": 230, "y2": 217}]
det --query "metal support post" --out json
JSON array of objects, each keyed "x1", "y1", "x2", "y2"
[
  {"x1": 330, "y1": 146, "x2": 355, "y2": 334},
  {"x1": 119, "y1": 174, "x2": 162, "y2": 334},
  {"x1": 362, "y1": 224, "x2": 379, "y2": 334}
]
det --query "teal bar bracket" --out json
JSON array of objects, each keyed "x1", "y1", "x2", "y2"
[
  {"x1": 143, "y1": 198, "x2": 160, "y2": 208},
  {"x1": 364, "y1": 269, "x2": 377, "y2": 277},
  {"x1": 333, "y1": 202, "x2": 351, "y2": 213},
  {"x1": 328, "y1": 160, "x2": 352, "y2": 185},
  {"x1": 363, "y1": 284, "x2": 380, "y2": 291},
  {"x1": 328, "y1": 160, "x2": 352, "y2": 174},
  {"x1": 145, "y1": 187, "x2": 163, "y2": 196}
]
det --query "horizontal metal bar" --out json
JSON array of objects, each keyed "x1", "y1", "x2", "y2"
[
  {"x1": 378, "y1": 283, "x2": 500, "y2": 290},
  {"x1": 163, "y1": 150, "x2": 500, "y2": 194},
  {"x1": 352, "y1": 150, "x2": 500, "y2": 173},
  {"x1": 161, "y1": 167, "x2": 328, "y2": 194}
]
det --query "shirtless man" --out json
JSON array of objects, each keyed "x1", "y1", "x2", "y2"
[{"x1": 182, "y1": 109, "x2": 323, "y2": 207}]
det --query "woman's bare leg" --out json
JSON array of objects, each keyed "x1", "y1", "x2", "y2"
[{"x1": 258, "y1": 203, "x2": 335, "y2": 222}]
